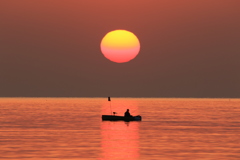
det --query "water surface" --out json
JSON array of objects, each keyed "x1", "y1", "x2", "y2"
[{"x1": 0, "y1": 98, "x2": 239, "y2": 159}]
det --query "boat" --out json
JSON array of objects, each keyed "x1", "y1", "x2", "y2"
[
  {"x1": 102, "y1": 115, "x2": 142, "y2": 121},
  {"x1": 102, "y1": 97, "x2": 142, "y2": 121}
]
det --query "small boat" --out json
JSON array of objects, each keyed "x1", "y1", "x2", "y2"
[
  {"x1": 102, "y1": 97, "x2": 142, "y2": 121},
  {"x1": 102, "y1": 115, "x2": 142, "y2": 121}
]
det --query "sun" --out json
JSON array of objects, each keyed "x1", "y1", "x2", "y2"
[{"x1": 100, "y1": 30, "x2": 140, "y2": 63}]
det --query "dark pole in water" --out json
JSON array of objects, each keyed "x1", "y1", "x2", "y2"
[{"x1": 108, "y1": 97, "x2": 112, "y2": 115}]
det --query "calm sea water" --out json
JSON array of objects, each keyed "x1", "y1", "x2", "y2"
[{"x1": 0, "y1": 98, "x2": 239, "y2": 160}]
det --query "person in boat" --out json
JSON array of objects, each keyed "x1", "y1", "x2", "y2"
[{"x1": 124, "y1": 109, "x2": 132, "y2": 117}]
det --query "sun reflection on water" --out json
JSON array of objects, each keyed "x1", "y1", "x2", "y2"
[{"x1": 100, "y1": 99, "x2": 140, "y2": 160}]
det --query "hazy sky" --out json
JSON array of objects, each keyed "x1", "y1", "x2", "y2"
[{"x1": 1, "y1": 0, "x2": 240, "y2": 97}]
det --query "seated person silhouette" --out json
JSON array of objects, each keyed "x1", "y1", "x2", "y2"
[{"x1": 124, "y1": 109, "x2": 132, "y2": 117}]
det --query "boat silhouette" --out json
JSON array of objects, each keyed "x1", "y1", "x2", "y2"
[
  {"x1": 102, "y1": 114, "x2": 142, "y2": 121},
  {"x1": 102, "y1": 97, "x2": 142, "y2": 121}
]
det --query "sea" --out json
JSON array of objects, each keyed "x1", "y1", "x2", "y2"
[{"x1": 0, "y1": 98, "x2": 239, "y2": 160}]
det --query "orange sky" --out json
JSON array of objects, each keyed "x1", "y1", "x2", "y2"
[{"x1": 0, "y1": 0, "x2": 240, "y2": 97}]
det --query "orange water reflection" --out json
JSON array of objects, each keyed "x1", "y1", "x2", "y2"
[{"x1": 100, "y1": 99, "x2": 140, "y2": 160}]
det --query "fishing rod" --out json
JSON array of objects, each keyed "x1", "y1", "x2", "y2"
[{"x1": 108, "y1": 97, "x2": 112, "y2": 115}]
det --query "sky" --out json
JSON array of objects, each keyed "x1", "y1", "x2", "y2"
[{"x1": 0, "y1": 0, "x2": 240, "y2": 98}]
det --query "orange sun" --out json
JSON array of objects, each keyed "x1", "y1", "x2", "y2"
[{"x1": 100, "y1": 30, "x2": 140, "y2": 63}]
